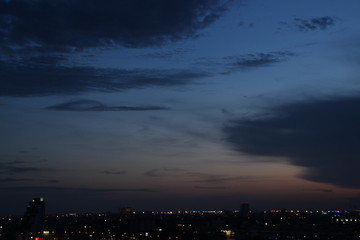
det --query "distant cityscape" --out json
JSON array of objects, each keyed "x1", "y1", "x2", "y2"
[{"x1": 1, "y1": 198, "x2": 360, "y2": 240}]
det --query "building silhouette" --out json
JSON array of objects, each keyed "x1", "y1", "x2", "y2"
[
  {"x1": 21, "y1": 197, "x2": 45, "y2": 239},
  {"x1": 240, "y1": 203, "x2": 250, "y2": 217}
]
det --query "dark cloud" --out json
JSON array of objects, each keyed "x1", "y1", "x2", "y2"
[
  {"x1": 280, "y1": 16, "x2": 336, "y2": 31},
  {"x1": 223, "y1": 96, "x2": 360, "y2": 189},
  {"x1": 0, "y1": 61, "x2": 211, "y2": 97},
  {"x1": 0, "y1": 0, "x2": 229, "y2": 51},
  {"x1": 103, "y1": 170, "x2": 127, "y2": 175},
  {"x1": 0, "y1": 0, "x2": 222, "y2": 98},
  {"x1": 46, "y1": 100, "x2": 170, "y2": 112}
]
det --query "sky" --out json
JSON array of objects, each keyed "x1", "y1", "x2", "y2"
[{"x1": 1, "y1": 0, "x2": 360, "y2": 215}]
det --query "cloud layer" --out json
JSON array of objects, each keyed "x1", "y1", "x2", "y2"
[
  {"x1": 0, "y1": 0, "x2": 229, "y2": 51},
  {"x1": 223, "y1": 96, "x2": 360, "y2": 189}
]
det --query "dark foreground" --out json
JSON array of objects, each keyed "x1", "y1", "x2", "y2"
[{"x1": 1, "y1": 209, "x2": 360, "y2": 240}]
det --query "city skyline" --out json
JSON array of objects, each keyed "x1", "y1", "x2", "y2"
[{"x1": 1, "y1": 0, "x2": 360, "y2": 215}]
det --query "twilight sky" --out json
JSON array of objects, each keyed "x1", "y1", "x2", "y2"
[{"x1": 1, "y1": 0, "x2": 360, "y2": 215}]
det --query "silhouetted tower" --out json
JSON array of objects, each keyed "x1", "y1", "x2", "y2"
[
  {"x1": 240, "y1": 203, "x2": 250, "y2": 217},
  {"x1": 22, "y1": 197, "x2": 45, "y2": 239}
]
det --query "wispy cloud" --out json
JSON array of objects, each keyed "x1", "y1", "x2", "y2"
[
  {"x1": 0, "y1": 178, "x2": 31, "y2": 183},
  {"x1": 303, "y1": 188, "x2": 333, "y2": 193},
  {"x1": 194, "y1": 186, "x2": 228, "y2": 190},
  {"x1": 0, "y1": 61, "x2": 211, "y2": 97},
  {"x1": 144, "y1": 168, "x2": 186, "y2": 177},
  {"x1": 295, "y1": 16, "x2": 336, "y2": 31},
  {"x1": 0, "y1": 161, "x2": 56, "y2": 175},
  {"x1": 46, "y1": 100, "x2": 170, "y2": 112},
  {"x1": 47, "y1": 180, "x2": 60, "y2": 184},
  {"x1": 144, "y1": 168, "x2": 256, "y2": 185},
  {"x1": 103, "y1": 170, "x2": 127, "y2": 175},
  {"x1": 3, "y1": 160, "x2": 26, "y2": 165},
  {"x1": 225, "y1": 51, "x2": 295, "y2": 70},
  {"x1": 196, "y1": 51, "x2": 295, "y2": 74},
  {"x1": 141, "y1": 48, "x2": 187, "y2": 59},
  {"x1": 280, "y1": 16, "x2": 336, "y2": 32},
  {"x1": 0, "y1": 165, "x2": 53, "y2": 174},
  {"x1": 187, "y1": 172, "x2": 256, "y2": 184}
]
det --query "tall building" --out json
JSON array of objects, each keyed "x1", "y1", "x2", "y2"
[
  {"x1": 240, "y1": 203, "x2": 250, "y2": 217},
  {"x1": 22, "y1": 197, "x2": 45, "y2": 239}
]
